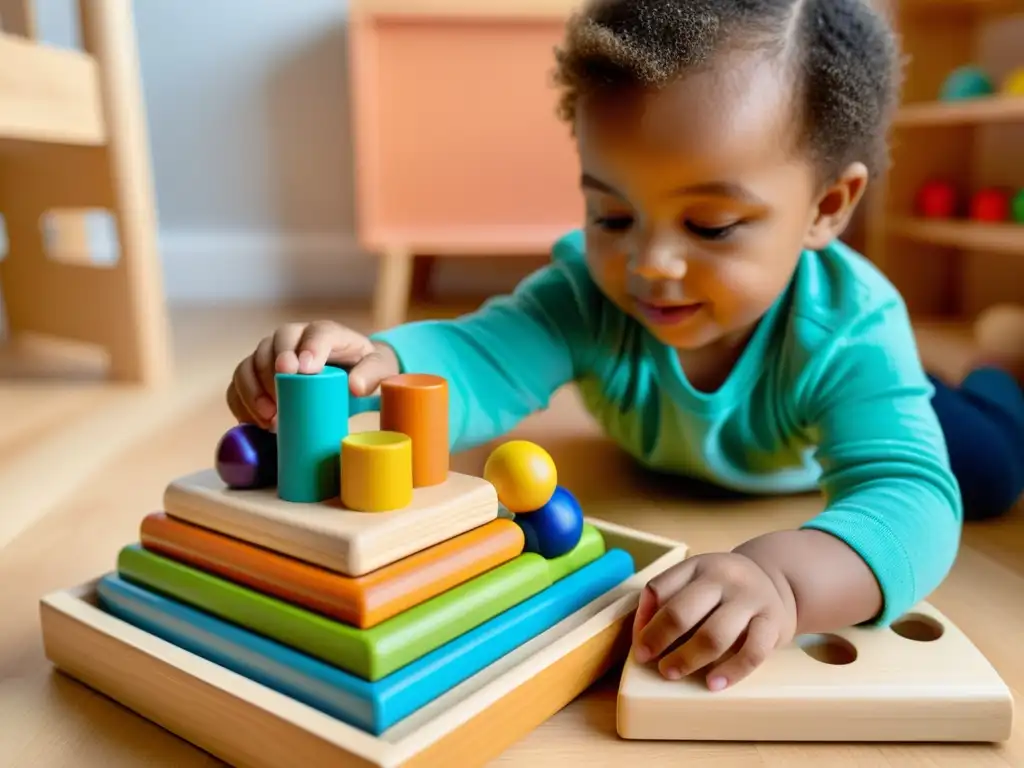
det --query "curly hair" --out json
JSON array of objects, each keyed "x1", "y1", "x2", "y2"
[{"x1": 553, "y1": 0, "x2": 902, "y2": 182}]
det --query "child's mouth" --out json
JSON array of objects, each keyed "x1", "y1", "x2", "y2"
[{"x1": 635, "y1": 300, "x2": 703, "y2": 325}]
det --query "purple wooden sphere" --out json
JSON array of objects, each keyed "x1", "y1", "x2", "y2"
[{"x1": 216, "y1": 424, "x2": 278, "y2": 489}]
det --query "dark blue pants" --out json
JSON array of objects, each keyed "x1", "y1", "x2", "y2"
[{"x1": 930, "y1": 368, "x2": 1024, "y2": 521}]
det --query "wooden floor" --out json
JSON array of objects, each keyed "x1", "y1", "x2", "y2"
[{"x1": 0, "y1": 304, "x2": 1021, "y2": 767}]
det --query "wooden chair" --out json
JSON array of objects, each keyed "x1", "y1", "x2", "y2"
[{"x1": 0, "y1": 0, "x2": 170, "y2": 385}]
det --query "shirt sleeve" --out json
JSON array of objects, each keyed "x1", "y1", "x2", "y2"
[
  {"x1": 795, "y1": 297, "x2": 963, "y2": 627},
  {"x1": 369, "y1": 236, "x2": 598, "y2": 453}
]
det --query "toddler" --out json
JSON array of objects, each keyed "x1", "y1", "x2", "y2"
[{"x1": 227, "y1": 0, "x2": 1024, "y2": 692}]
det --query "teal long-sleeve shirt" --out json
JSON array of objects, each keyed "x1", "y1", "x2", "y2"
[{"x1": 371, "y1": 230, "x2": 962, "y2": 626}]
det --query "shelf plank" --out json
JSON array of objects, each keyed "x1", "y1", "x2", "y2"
[
  {"x1": 351, "y1": 0, "x2": 575, "y2": 16},
  {"x1": 899, "y1": 0, "x2": 1024, "y2": 14},
  {"x1": 894, "y1": 95, "x2": 1024, "y2": 128},
  {"x1": 889, "y1": 217, "x2": 1024, "y2": 255},
  {"x1": 0, "y1": 32, "x2": 106, "y2": 145}
]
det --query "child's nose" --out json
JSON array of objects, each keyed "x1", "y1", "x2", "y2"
[{"x1": 630, "y1": 246, "x2": 687, "y2": 281}]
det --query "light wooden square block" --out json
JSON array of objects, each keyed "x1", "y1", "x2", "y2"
[
  {"x1": 163, "y1": 467, "x2": 499, "y2": 577},
  {"x1": 617, "y1": 603, "x2": 1013, "y2": 743},
  {"x1": 40, "y1": 519, "x2": 688, "y2": 768}
]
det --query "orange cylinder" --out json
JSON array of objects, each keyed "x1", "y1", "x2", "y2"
[{"x1": 380, "y1": 373, "x2": 449, "y2": 487}]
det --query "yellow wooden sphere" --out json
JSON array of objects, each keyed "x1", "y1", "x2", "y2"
[{"x1": 483, "y1": 440, "x2": 557, "y2": 513}]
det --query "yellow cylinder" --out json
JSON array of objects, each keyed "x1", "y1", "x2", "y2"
[{"x1": 340, "y1": 431, "x2": 413, "y2": 512}]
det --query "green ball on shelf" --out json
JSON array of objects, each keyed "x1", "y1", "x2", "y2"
[
  {"x1": 940, "y1": 66, "x2": 995, "y2": 101},
  {"x1": 1012, "y1": 189, "x2": 1024, "y2": 224}
]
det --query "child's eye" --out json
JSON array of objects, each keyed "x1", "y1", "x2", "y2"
[
  {"x1": 685, "y1": 221, "x2": 740, "y2": 240},
  {"x1": 594, "y1": 214, "x2": 634, "y2": 232}
]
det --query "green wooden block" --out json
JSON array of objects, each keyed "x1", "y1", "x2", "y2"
[{"x1": 116, "y1": 524, "x2": 605, "y2": 681}]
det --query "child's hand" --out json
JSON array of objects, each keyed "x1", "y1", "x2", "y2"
[
  {"x1": 226, "y1": 320, "x2": 399, "y2": 430},
  {"x1": 631, "y1": 552, "x2": 797, "y2": 691}
]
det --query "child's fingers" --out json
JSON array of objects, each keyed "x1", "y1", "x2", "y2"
[
  {"x1": 643, "y1": 556, "x2": 699, "y2": 608},
  {"x1": 657, "y1": 601, "x2": 751, "y2": 680},
  {"x1": 271, "y1": 323, "x2": 309, "y2": 374},
  {"x1": 231, "y1": 355, "x2": 275, "y2": 426},
  {"x1": 226, "y1": 381, "x2": 267, "y2": 428},
  {"x1": 704, "y1": 613, "x2": 778, "y2": 692},
  {"x1": 632, "y1": 586, "x2": 659, "y2": 644},
  {"x1": 348, "y1": 344, "x2": 399, "y2": 396},
  {"x1": 632, "y1": 557, "x2": 701, "y2": 652},
  {"x1": 253, "y1": 336, "x2": 278, "y2": 407},
  {"x1": 634, "y1": 578, "x2": 722, "y2": 663},
  {"x1": 295, "y1": 321, "x2": 376, "y2": 374}
]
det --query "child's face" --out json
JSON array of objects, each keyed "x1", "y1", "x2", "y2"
[{"x1": 574, "y1": 51, "x2": 865, "y2": 351}]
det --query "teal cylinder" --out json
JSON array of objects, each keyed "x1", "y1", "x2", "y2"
[{"x1": 275, "y1": 366, "x2": 350, "y2": 503}]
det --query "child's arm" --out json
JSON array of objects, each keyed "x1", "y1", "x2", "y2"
[
  {"x1": 633, "y1": 297, "x2": 962, "y2": 690},
  {"x1": 740, "y1": 297, "x2": 963, "y2": 632},
  {"x1": 370, "y1": 250, "x2": 599, "y2": 452}
]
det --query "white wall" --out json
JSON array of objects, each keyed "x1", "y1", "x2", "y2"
[{"x1": 29, "y1": 0, "x2": 536, "y2": 305}]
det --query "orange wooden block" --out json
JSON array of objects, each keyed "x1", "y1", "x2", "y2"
[
  {"x1": 139, "y1": 512, "x2": 524, "y2": 628},
  {"x1": 380, "y1": 374, "x2": 449, "y2": 487}
]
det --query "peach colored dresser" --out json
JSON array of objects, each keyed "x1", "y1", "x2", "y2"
[{"x1": 349, "y1": 0, "x2": 582, "y2": 328}]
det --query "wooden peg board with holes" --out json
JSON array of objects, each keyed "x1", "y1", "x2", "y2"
[{"x1": 617, "y1": 601, "x2": 1013, "y2": 743}]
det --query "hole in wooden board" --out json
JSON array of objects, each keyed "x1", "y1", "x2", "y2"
[
  {"x1": 891, "y1": 613, "x2": 945, "y2": 642},
  {"x1": 39, "y1": 209, "x2": 120, "y2": 267},
  {"x1": 797, "y1": 633, "x2": 858, "y2": 665}
]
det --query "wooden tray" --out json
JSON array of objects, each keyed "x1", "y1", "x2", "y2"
[{"x1": 39, "y1": 518, "x2": 688, "y2": 768}]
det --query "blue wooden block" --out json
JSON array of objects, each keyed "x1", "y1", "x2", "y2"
[{"x1": 96, "y1": 548, "x2": 634, "y2": 735}]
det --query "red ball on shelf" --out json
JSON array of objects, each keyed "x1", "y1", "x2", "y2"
[
  {"x1": 915, "y1": 180, "x2": 958, "y2": 219},
  {"x1": 970, "y1": 188, "x2": 1010, "y2": 222}
]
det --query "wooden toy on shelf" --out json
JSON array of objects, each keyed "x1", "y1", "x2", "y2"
[
  {"x1": 1002, "y1": 67, "x2": 1024, "y2": 96},
  {"x1": 914, "y1": 179, "x2": 959, "y2": 219},
  {"x1": 940, "y1": 65, "x2": 995, "y2": 101},
  {"x1": 970, "y1": 187, "x2": 1012, "y2": 222}
]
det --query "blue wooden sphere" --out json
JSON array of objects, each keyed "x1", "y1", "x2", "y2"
[
  {"x1": 514, "y1": 515, "x2": 543, "y2": 556},
  {"x1": 516, "y1": 485, "x2": 584, "y2": 558}
]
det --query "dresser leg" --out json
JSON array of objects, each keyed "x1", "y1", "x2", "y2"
[{"x1": 373, "y1": 246, "x2": 414, "y2": 331}]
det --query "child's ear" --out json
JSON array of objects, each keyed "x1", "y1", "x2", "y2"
[{"x1": 803, "y1": 162, "x2": 869, "y2": 250}]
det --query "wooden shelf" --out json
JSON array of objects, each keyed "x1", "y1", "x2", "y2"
[
  {"x1": 899, "y1": 0, "x2": 1024, "y2": 17},
  {"x1": 869, "y1": 1, "x2": 1024, "y2": 317},
  {"x1": 351, "y1": 0, "x2": 576, "y2": 16},
  {"x1": 889, "y1": 216, "x2": 1024, "y2": 255},
  {"x1": 894, "y1": 95, "x2": 1024, "y2": 128}
]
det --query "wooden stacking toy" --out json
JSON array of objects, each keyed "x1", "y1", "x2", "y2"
[{"x1": 39, "y1": 367, "x2": 688, "y2": 767}]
